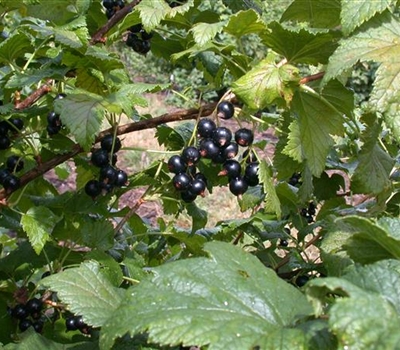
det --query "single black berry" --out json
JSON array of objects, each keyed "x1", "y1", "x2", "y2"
[
  {"x1": 0, "y1": 120, "x2": 9, "y2": 134},
  {"x1": 189, "y1": 178, "x2": 206, "y2": 196},
  {"x1": 3, "y1": 174, "x2": 20, "y2": 192},
  {"x1": 181, "y1": 190, "x2": 197, "y2": 203},
  {"x1": 6, "y1": 155, "x2": 24, "y2": 172},
  {"x1": 300, "y1": 208, "x2": 308, "y2": 217},
  {"x1": 19, "y1": 319, "x2": 32, "y2": 332},
  {"x1": 12, "y1": 304, "x2": 28, "y2": 320},
  {"x1": 295, "y1": 275, "x2": 309, "y2": 287},
  {"x1": 288, "y1": 173, "x2": 301, "y2": 186},
  {"x1": 101, "y1": 134, "x2": 122, "y2": 153},
  {"x1": 26, "y1": 298, "x2": 42, "y2": 314},
  {"x1": 101, "y1": 182, "x2": 114, "y2": 193},
  {"x1": 47, "y1": 124, "x2": 61, "y2": 135},
  {"x1": 66, "y1": 316, "x2": 78, "y2": 331},
  {"x1": 219, "y1": 160, "x2": 241, "y2": 179},
  {"x1": 55, "y1": 93, "x2": 67, "y2": 100},
  {"x1": 279, "y1": 239, "x2": 289, "y2": 247},
  {"x1": 173, "y1": 173, "x2": 191, "y2": 191},
  {"x1": 181, "y1": 146, "x2": 200, "y2": 166},
  {"x1": 102, "y1": 0, "x2": 114, "y2": 9},
  {"x1": 74, "y1": 315, "x2": 86, "y2": 330},
  {"x1": 212, "y1": 127, "x2": 232, "y2": 147},
  {"x1": 242, "y1": 149, "x2": 258, "y2": 163},
  {"x1": 308, "y1": 202, "x2": 316, "y2": 215},
  {"x1": 198, "y1": 139, "x2": 219, "y2": 159},
  {"x1": 235, "y1": 128, "x2": 254, "y2": 147},
  {"x1": 99, "y1": 165, "x2": 118, "y2": 184},
  {"x1": 140, "y1": 30, "x2": 153, "y2": 41},
  {"x1": 168, "y1": 155, "x2": 186, "y2": 174},
  {"x1": 130, "y1": 23, "x2": 143, "y2": 33},
  {"x1": 221, "y1": 142, "x2": 238, "y2": 159},
  {"x1": 197, "y1": 118, "x2": 216, "y2": 138},
  {"x1": 217, "y1": 100, "x2": 234, "y2": 120},
  {"x1": 32, "y1": 321, "x2": 44, "y2": 333},
  {"x1": 194, "y1": 172, "x2": 207, "y2": 186},
  {"x1": 0, "y1": 168, "x2": 11, "y2": 184},
  {"x1": 91, "y1": 149, "x2": 110, "y2": 168},
  {"x1": 211, "y1": 151, "x2": 226, "y2": 164},
  {"x1": 229, "y1": 177, "x2": 249, "y2": 196},
  {"x1": 114, "y1": 169, "x2": 128, "y2": 187},
  {"x1": 85, "y1": 179, "x2": 102, "y2": 198},
  {"x1": 0, "y1": 134, "x2": 10, "y2": 149},
  {"x1": 9, "y1": 118, "x2": 24, "y2": 132},
  {"x1": 244, "y1": 162, "x2": 259, "y2": 186},
  {"x1": 105, "y1": 8, "x2": 115, "y2": 18},
  {"x1": 47, "y1": 111, "x2": 62, "y2": 127}
]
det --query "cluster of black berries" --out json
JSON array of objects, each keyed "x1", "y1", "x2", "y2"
[
  {"x1": 167, "y1": 100, "x2": 259, "y2": 201},
  {"x1": 300, "y1": 201, "x2": 316, "y2": 223},
  {"x1": 65, "y1": 314, "x2": 90, "y2": 334},
  {"x1": 8, "y1": 298, "x2": 44, "y2": 333},
  {"x1": 85, "y1": 134, "x2": 128, "y2": 198},
  {"x1": 0, "y1": 155, "x2": 24, "y2": 192},
  {"x1": 102, "y1": 0, "x2": 124, "y2": 19},
  {"x1": 47, "y1": 93, "x2": 66, "y2": 136},
  {"x1": 288, "y1": 172, "x2": 301, "y2": 186},
  {"x1": 126, "y1": 23, "x2": 152, "y2": 55},
  {"x1": 0, "y1": 117, "x2": 24, "y2": 150}
]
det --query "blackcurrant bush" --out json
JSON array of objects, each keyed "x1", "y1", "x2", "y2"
[
  {"x1": 100, "y1": 134, "x2": 122, "y2": 153},
  {"x1": 221, "y1": 142, "x2": 238, "y2": 159},
  {"x1": 219, "y1": 160, "x2": 241, "y2": 179},
  {"x1": 9, "y1": 118, "x2": 24, "y2": 132},
  {"x1": 66, "y1": 316, "x2": 78, "y2": 331},
  {"x1": 0, "y1": 168, "x2": 11, "y2": 184},
  {"x1": 217, "y1": 100, "x2": 234, "y2": 120},
  {"x1": 12, "y1": 304, "x2": 28, "y2": 320},
  {"x1": 91, "y1": 149, "x2": 109, "y2": 168},
  {"x1": 244, "y1": 162, "x2": 259, "y2": 186},
  {"x1": 197, "y1": 118, "x2": 216, "y2": 138},
  {"x1": 181, "y1": 190, "x2": 197, "y2": 203},
  {"x1": 47, "y1": 111, "x2": 62, "y2": 127},
  {"x1": 6, "y1": 155, "x2": 24, "y2": 172},
  {"x1": 189, "y1": 178, "x2": 206, "y2": 196},
  {"x1": 3, "y1": 174, "x2": 20, "y2": 192},
  {"x1": 172, "y1": 173, "x2": 191, "y2": 191},
  {"x1": 99, "y1": 165, "x2": 118, "y2": 184},
  {"x1": 212, "y1": 127, "x2": 232, "y2": 147},
  {"x1": 168, "y1": 155, "x2": 186, "y2": 174},
  {"x1": 229, "y1": 177, "x2": 249, "y2": 196},
  {"x1": 198, "y1": 139, "x2": 219, "y2": 159},
  {"x1": 295, "y1": 275, "x2": 309, "y2": 287},
  {"x1": 235, "y1": 128, "x2": 254, "y2": 147},
  {"x1": 114, "y1": 169, "x2": 128, "y2": 187},
  {"x1": 26, "y1": 298, "x2": 42, "y2": 314},
  {"x1": 181, "y1": 146, "x2": 200, "y2": 166},
  {"x1": 85, "y1": 179, "x2": 102, "y2": 198},
  {"x1": 0, "y1": 134, "x2": 10, "y2": 149},
  {"x1": 19, "y1": 319, "x2": 32, "y2": 332}
]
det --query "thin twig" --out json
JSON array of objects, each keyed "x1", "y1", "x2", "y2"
[
  {"x1": 114, "y1": 195, "x2": 146, "y2": 235},
  {"x1": 15, "y1": 80, "x2": 53, "y2": 110},
  {"x1": 299, "y1": 72, "x2": 325, "y2": 85}
]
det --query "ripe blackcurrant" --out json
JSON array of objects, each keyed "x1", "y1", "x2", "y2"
[
  {"x1": 91, "y1": 149, "x2": 109, "y2": 168},
  {"x1": 229, "y1": 177, "x2": 249, "y2": 196},
  {"x1": 47, "y1": 111, "x2": 62, "y2": 127},
  {"x1": 189, "y1": 178, "x2": 206, "y2": 196},
  {"x1": 3, "y1": 174, "x2": 20, "y2": 192},
  {"x1": 212, "y1": 127, "x2": 232, "y2": 147},
  {"x1": 0, "y1": 120, "x2": 9, "y2": 134},
  {"x1": 26, "y1": 298, "x2": 42, "y2": 314},
  {"x1": 173, "y1": 172, "x2": 191, "y2": 191},
  {"x1": 295, "y1": 275, "x2": 309, "y2": 287},
  {"x1": 85, "y1": 179, "x2": 102, "y2": 197},
  {"x1": 288, "y1": 173, "x2": 301, "y2": 186},
  {"x1": 130, "y1": 24, "x2": 143, "y2": 33},
  {"x1": 55, "y1": 93, "x2": 67, "y2": 100},
  {"x1": 102, "y1": 0, "x2": 114, "y2": 9},
  {"x1": 12, "y1": 304, "x2": 28, "y2": 320},
  {"x1": 9, "y1": 118, "x2": 24, "y2": 132},
  {"x1": 279, "y1": 239, "x2": 289, "y2": 247},
  {"x1": 66, "y1": 316, "x2": 78, "y2": 331},
  {"x1": 168, "y1": 155, "x2": 186, "y2": 174},
  {"x1": 99, "y1": 165, "x2": 118, "y2": 184},
  {"x1": 181, "y1": 146, "x2": 200, "y2": 166},
  {"x1": 211, "y1": 151, "x2": 226, "y2": 164},
  {"x1": 140, "y1": 30, "x2": 153, "y2": 41},
  {"x1": 0, "y1": 134, "x2": 10, "y2": 149},
  {"x1": 219, "y1": 160, "x2": 241, "y2": 179},
  {"x1": 217, "y1": 100, "x2": 234, "y2": 120},
  {"x1": 242, "y1": 149, "x2": 258, "y2": 163},
  {"x1": 74, "y1": 315, "x2": 86, "y2": 330},
  {"x1": 6, "y1": 155, "x2": 24, "y2": 172},
  {"x1": 308, "y1": 202, "x2": 316, "y2": 215},
  {"x1": 244, "y1": 162, "x2": 259, "y2": 186},
  {"x1": 19, "y1": 319, "x2": 32, "y2": 332},
  {"x1": 221, "y1": 142, "x2": 238, "y2": 159},
  {"x1": 194, "y1": 172, "x2": 207, "y2": 186},
  {"x1": 32, "y1": 321, "x2": 44, "y2": 333},
  {"x1": 112, "y1": 177, "x2": 125, "y2": 195},
  {"x1": 197, "y1": 118, "x2": 216, "y2": 138},
  {"x1": 181, "y1": 190, "x2": 197, "y2": 203},
  {"x1": 101, "y1": 134, "x2": 122, "y2": 153},
  {"x1": 47, "y1": 124, "x2": 61, "y2": 135},
  {"x1": 198, "y1": 139, "x2": 220, "y2": 159},
  {"x1": 0, "y1": 168, "x2": 11, "y2": 184},
  {"x1": 235, "y1": 128, "x2": 254, "y2": 147}
]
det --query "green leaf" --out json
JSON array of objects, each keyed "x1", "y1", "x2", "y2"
[
  {"x1": 337, "y1": 216, "x2": 400, "y2": 263},
  {"x1": 41, "y1": 260, "x2": 125, "y2": 328},
  {"x1": 225, "y1": 9, "x2": 266, "y2": 37},
  {"x1": 136, "y1": 0, "x2": 170, "y2": 31},
  {"x1": 5, "y1": 66, "x2": 69, "y2": 89},
  {"x1": 21, "y1": 206, "x2": 60, "y2": 255},
  {"x1": 101, "y1": 241, "x2": 312, "y2": 349},
  {"x1": 222, "y1": 0, "x2": 262, "y2": 14},
  {"x1": 320, "y1": 80, "x2": 354, "y2": 117},
  {"x1": 259, "y1": 160, "x2": 281, "y2": 218},
  {"x1": 283, "y1": 89, "x2": 344, "y2": 176},
  {"x1": 0, "y1": 32, "x2": 33, "y2": 64},
  {"x1": 231, "y1": 55, "x2": 300, "y2": 109},
  {"x1": 238, "y1": 186, "x2": 264, "y2": 212},
  {"x1": 261, "y1": 22, "x2": 339, "y2": 65},
  {"x1": 352, "y1": 122, "x2": 394, "y2": 194},
  {"x1": 324, "y1": 13, "x2": 400, "y2": 120},
  {"x1": 81, "y1": 219, "x2": 115, "y2": 251},
  {"x1": 306, "y1": 260, "x2": 400, "y2": 349},
  {"x1": 54, "y1": 93, "x2": 105, "y2": 150},
  {"x1": 54, "y1": 27, "x2": 85, "y2": 48},
  {"x1": 280, "y1": 0, "x2": 341, "y2": 29},
  {"x1": 85, "y1": 250, "x2": 124, "y2": 287},
  {"x1": 341, "y1": 0, "x2": 396, "y2": 35},
  {"x1": 190, "y1": 22, "x2": 225, "y2": 47},
  {"x1": 186, "y1": 202, "x2": 208, "y2": 234}
]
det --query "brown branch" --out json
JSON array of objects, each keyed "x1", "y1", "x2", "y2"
[
  {"x1": 15, "y1": 80, "x2": 53, "y2": 110},
  {"x1": 299, "y1": 72, "x2": 325, "y2": 85},
  {"x1": 90, "y1": 0, "x2": 142, "y2": 45},
  {"x1": 114, "y1": 195, "x2": 146, "y2": 235},
  {"x1": 0, "y1": 102, "x2": 217, "y2": 201}
]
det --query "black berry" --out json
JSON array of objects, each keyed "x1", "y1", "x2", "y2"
[
  {"x1": 279, "y1": 239, "x2": 289, "y2": 247},
  {"x1": 181, "y1": 190, "x2": 197, "y2": 203},
  {"x1": 140, "y1": 30, "x2": 153, "y2": 41},
  {"x1": 244, "y1": 162, "x2": 259, "y2": 186},
  {"x1": 3, "y1": 174, "x2": 20, "y2": 192},
  {"x1": 219, "y1": 160, "x2": 241, "y2": 179},
  {"x1": 212, "y1": 127, "x2": 232, "y2": 147},
  {"x1": 0, "y1": 134, "x2": 10, "y2": 149},
  {"x1": 197, "y1": 118, "x2": 216, "y2": 138},
  {"x1": 12, "y1": 304, "x2": 28, "y2": 320},
  {"x1": 113, "y1": 169, "x2": 127, "y2": 186},
  {"x1": 288, "y1": 173, "x2": 301, "y2": 186},
  {"x1": 6, "y1": 155, "x2": 24, "y2": 172},
  {"x1": 194, "y1": 172, "x2": 207, "y2": 187},
  {"x1": 198, "y1": 139, "x2": 220, "y2": 159},
  {"x1": 235, "y1": 128, "x2": 254, "y2": 147},
  {"x1": 66, "y1": 316, "x2": 78, "y2": 331},
  {"x1": 102, "y1": 0, "x2": 114, "y2": 9},
  {"x1": 85, "y1": 179, "x2": 102, "y2": 197},
  {"x1": 0, "y1": 121, "x2": 9, "y2": 134},
  {"x1": 47, "y1": 111, "x2": 62, "y2": 127},
  {"x1": 55, "y1": 93, "x2": 67, "y2": 100},
  {"x1": 217, "y1": 100, "x2": 234, "y2": 120},
  {"x1": 229, "y1": 177, "x2": 249, "y2": 196},
  {"x1": 101, "y1": 134, "x2": 122, "y2": 153},
  {"x1": 32, "y1": 321, "x2": 44, "y2": 333},
  {"x1": 26, "y1": 298, "x2": 42, "y2": 314},
  {"x1": 91, "y1": 149, "x2": 110, "y2": 168},
  {"x1": 221, "y1": 142, "x2": 238, "y2": 159},
  {"x1": 99, "y1": 165, "x2": 118, "y2": 184},
  {"x1": 189, "y1": 178, "x2": 206, "y2": 196},
  {"x1": 9, "y1": 118, "x2": 24, "y2": 132},
  {"x1": 19, "y1": 319, "x2": 32, "y2": 332},
  {"x1": 308, "y1": 202, "x2": 316, "y2": 215},
  {"x1": 173, "y1": 173, "x2": 191, "y2": 191},
  {"x1": 47, "y1": 124, "x2": 61, "y2": 135},
  {"x1": 0, "y1": 168, "x2": 11, "y2": 184},
  {"x1": 130, "y1": 23, "x2": 143, "y2": 33},
  {"x1": 168, "y1": 155, "x2": 186, "y2": 174},
  {"x1": 181, "y1": 146, "x2": 200, "y2": 166},
  {"x1": 242, "y1": 149, "x2": 258, "y2": 163},
  {"x1": 295, "y1": 275, "x2": 309, "y2": 287}
]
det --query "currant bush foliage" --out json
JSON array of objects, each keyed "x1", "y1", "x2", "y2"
[{"x1": 1, "y1": 0, "x2": 400, "y2": 349}]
